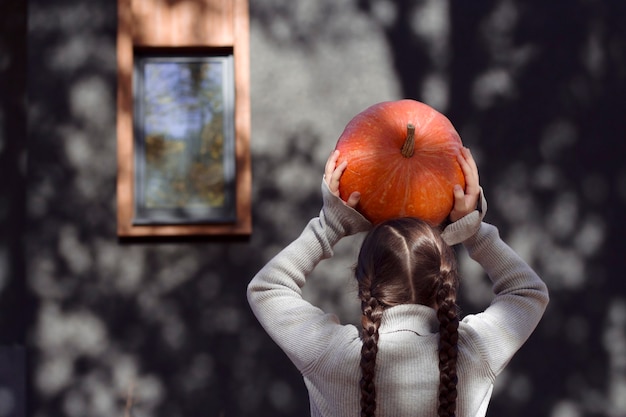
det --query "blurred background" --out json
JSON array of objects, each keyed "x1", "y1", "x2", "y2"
[{"x1": 2, "y1": 0, "x2": 626, "y2": 416}]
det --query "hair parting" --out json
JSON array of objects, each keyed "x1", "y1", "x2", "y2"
[{"x1": 355, "y1": 217, "x2": 460, "y2": 417}]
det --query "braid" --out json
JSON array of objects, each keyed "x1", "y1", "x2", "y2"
[
  {"x1": 436, "y1": 270, "x2": 460, "y2": 417},
  {"x1": 359, "y1": 289, "x2": 383, "y2": 417},
  {"x1": 355, "y1": 217, "x2": 461, "y2": 417}
]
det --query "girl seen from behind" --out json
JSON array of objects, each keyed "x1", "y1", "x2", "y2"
[{"x1": 247, "y1": 147, "x2": 549, "y2": 417}]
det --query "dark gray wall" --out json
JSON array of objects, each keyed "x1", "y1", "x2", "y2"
[
  {"x1": 1, "y1": 0, "x2": 625, "y2": 416},
  {"x1": 0, "y1": 0, "x2": 27, "y2": 416}
]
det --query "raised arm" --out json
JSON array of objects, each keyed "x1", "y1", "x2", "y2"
[
  {"x1": 247, "y1": 151, "x2": 371, "y2": 370},
  {"x1": 441, "y1": 147, "x2": 548, "y2": 373},
  {"x1": 461, "y1": 223, "x2": 549, "y2": 375}
]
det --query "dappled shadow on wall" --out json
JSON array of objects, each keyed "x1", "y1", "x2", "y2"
[
  {"x1": 352, "y1": 1, "x2": 626, "y2": 417},
  {"x1": 23, "y1": 1, "x2": 626, "y2": 417}
]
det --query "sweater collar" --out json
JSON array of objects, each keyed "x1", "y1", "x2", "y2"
[{"x1": 379, "y1": 304, "x2": 439, "y2": 336}]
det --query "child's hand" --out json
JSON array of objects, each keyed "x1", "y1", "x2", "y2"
[
  {"x1": 324, "y1": 150, "x2": 361, "y2": 209},
  {"x1": 449, "y1": 147, "x2": 481, "y2": 222}
]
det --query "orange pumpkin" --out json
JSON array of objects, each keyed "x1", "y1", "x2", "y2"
[{"x1": 335, "y1": 99, "x2": 465, "y2": 226}]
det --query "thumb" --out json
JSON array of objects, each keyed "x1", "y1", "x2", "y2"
[
  {"x1": 453, "y1": 184, "x2": 465, "y2": 206},
  {"x1": 346, "y1": 191, "x2": 361, "y2": 209}
]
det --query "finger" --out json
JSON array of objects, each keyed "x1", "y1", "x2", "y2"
[
  {"x1": 456, "y1": 149, "x2": 470, "y2": 182},
  {"x1": 335, "y1": 159, "x2": 348, "y2": 176},
  {"x1": 329, "y1": 160, "x2": 348, "y2": 192},
  {"x1": 346, "y1": 191, "x2": 361, "y2": 209},
  {"x1": 325, "y1": 150, "x2": 340, "y2": 182},
  {"x1": 452, "y1": 184, "x2": 465, "y2": 208},
  {"x1": 464, "y1": 147, "x2": 478, "y2": 175},
  {"x1": 459, "y1": 148, "x2": 479, "y2": 194},
  {"x1": 458, "y1": 150, "x2": 480, "y2": 213},
  {"x1": 463, "y1": 148, "x2": 479, "y2": 188},
  {"x1": 449, "y1": 184, "x2": 467, "y2": 222},
  {"x1": 449, "y1": 186, "x2": 462, "y2": 220}
]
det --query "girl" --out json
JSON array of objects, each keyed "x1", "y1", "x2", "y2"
[{"x1": 248, "y1": 148, "x2": 548, "y2": 417}]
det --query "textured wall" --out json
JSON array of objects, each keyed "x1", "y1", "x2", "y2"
[{"x1": 2, "y1": 0, "x2": 625, "y2": 416}]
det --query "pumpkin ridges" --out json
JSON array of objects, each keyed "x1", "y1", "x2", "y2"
[
  {"x1": 335, "y1": 99, "x2": 464, "y2": 225},
  {"x1": 338, "y1": 147, "x2": 464, "y2": 224},
  {"x1": 371, "y1": 160, "x2": 411, "y2": 222},
  {"x1": 415, "y1": 166, "x2": 456, "y2": 224},
  {"x1": 409, "y1": 104, "x2": 437, "y2": 132},
  {"x1": 350, "y1": 157, "x2": 447, "y2": 224}
]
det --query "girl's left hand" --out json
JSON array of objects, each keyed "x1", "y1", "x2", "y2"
[{"x1": 324, "y1": 150, "x2": 361, "y2": 209}]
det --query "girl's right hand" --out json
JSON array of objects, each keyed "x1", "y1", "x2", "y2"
[{"x1": 449, "y1": 147, "x2": 481, "y2": 222}]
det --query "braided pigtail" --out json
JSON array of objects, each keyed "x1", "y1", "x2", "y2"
[
  {"x1": 355, "y1": 217, "x2": 459, "y2": 417},
  {"x1": 359, "y1": 289, "x2": 384, "y2": 417},
  {"x1": 436, "y1": 268, "x2": 460, "y2": 417}
]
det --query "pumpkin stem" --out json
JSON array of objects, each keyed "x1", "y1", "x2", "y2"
[{"x1": 401, "y1": 124, "x2": 416, "y2": 158}]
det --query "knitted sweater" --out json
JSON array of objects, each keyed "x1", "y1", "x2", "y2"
[{"x1": 247, "y1": 180, "x2": 549, "y2": 417}]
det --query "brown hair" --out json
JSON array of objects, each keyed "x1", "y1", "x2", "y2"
[{"x1": 355, "y1": 217, "x2": 460, "y2": 417}]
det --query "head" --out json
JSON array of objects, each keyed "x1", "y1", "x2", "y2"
[{"x1": 356, "y1": 217, "x2": 460, "y2": 417}]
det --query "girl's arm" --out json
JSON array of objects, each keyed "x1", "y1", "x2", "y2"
[
  {"x1": 441, "y1": 147, "x2": 548, "y2": 374},
  {"x1": 247, "y1": 152, "x2": 371, "y2": 371},
  {"x1": 461, "y1": 223, "x2": 549, "y2": 375}
]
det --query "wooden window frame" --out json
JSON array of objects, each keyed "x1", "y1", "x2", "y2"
[{"x1": 116, "y1": 0, "x2": 251, "y2": 239}]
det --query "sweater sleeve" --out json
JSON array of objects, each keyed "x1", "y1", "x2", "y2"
[
  {"x1": 460, "y1": 222, "x2": 549, "y2": 375},
  {"x1": 247, "y1": 180, "x2": 371, "y2": 371},
  {"x1": 441, "y1": 187, "x2": 487, "y2": 246}
]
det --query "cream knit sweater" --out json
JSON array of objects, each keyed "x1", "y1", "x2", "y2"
[{"x1": 247, "y1": 181, "x2": 549, "y2": 417}]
